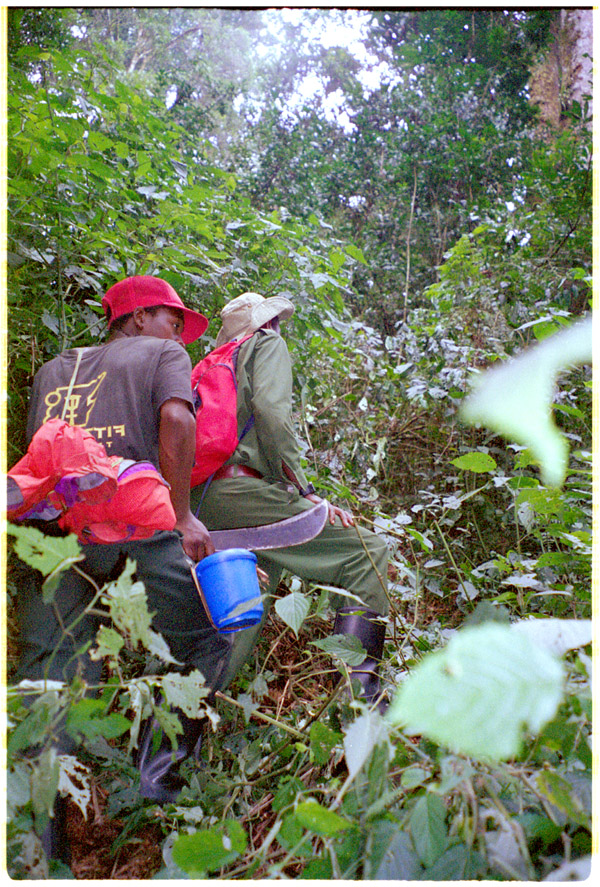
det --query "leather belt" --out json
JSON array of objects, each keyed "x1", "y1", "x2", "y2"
[{"x1": 213, "y1": 465, "x2": 263, "y2": 481}]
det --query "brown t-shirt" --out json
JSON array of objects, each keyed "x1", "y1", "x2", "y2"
[{"x1": 26, "y1": 336, "x2": 194, "y2": 467}]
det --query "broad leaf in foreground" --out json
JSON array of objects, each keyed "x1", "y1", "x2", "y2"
[
  {"x1": 461, "y1": 318, "x2": 592, "y2": 487},
  {"x1": 387, "y1": 624, "x2": 564, "y2": 760}
]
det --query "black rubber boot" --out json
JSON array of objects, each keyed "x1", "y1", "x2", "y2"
[
  {"x1": 40, "y1": 794, "x2": 71, "y2": 865},
  {"x1": 333, "y1": 606, "x2": 387, "y2": 711},
  {"x1": 136, "y1": 710, "x2": 205, "y2": 803}
]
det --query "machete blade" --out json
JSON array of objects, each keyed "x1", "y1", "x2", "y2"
[{"x1": 211, "y1": 500, "x2": 328, "y2": 551}]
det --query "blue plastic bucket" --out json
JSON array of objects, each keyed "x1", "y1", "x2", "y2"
[{"x1": 194, "y1": 548, "x2": 263, "y2": 633}]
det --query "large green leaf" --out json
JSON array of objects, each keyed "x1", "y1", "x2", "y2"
[
  {"x1": 161, "y1": 670, "x2": 212, "y2": 719},
  {"x1": 511, "y1": 618, "x2": 592, "y2": 656},
  {"x1": 451, "y1": 451, "x2": 497, "y2": 473},
  {"x1": 274, "y1": 591, "x2": 310, "y2": 637},
  {"x1": 409, "y1": 794, "x2": 447, "y2": 867},
  {"x1": 387, "y1": 624, "x2": 564, "y2": 760},
  {"x1": 309, "y1": 721, "x2": 342, "y2": 766},
  {"x1": 102, "y1": 559, "x2": 179, "y2": 664},
  {"x1": 171, "y1": 820, "x2": 247, "y2": 876},
  {"x1": 7, "y1": 524, "x2": 83, "y2": 576},
  {"x1": 461, "y1": 318, "x2": 592, "y2": 487},
  {"x1": 311, "y1": 633, "x2": 366, "y2": 666},
  {"x1": 295, "y1": 800, "x2": 353, "y2": 836},
  {"x1": 65, "y1": 698, "x2": 131, "y2": 742},
  {"x1": 343, "y1": 711, "x2": 391, "y2": 778},
  {"x1": 369, "y1": 824, "x2": 422, "y2": 880}
]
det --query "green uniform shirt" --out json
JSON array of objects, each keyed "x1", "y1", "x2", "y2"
[{"x1": 229, "y1": 329, "x2": 310, "y2": 493}]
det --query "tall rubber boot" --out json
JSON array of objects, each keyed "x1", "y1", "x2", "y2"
[
  {"x1": 333, "y1": 606, "x2": 387, "y2": 710},
  {"x1": 40, "y1": 794, "x2": 71, "y2": 865},
  {"x1": 135, "y1": 709, "x2": 205, "y2": 803}
]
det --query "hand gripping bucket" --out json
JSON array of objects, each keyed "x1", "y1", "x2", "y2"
[{"x1": 192, "y1": 549, "x2": 263, "y2": 633}]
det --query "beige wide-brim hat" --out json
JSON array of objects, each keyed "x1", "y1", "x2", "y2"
[{"x1": 216, "y1": 291, "x2": 294, "y2": 347}]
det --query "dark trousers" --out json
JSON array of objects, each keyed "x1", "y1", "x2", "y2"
[{"x1": 14, "y1": 530, "x2": 230, "y2": 697}]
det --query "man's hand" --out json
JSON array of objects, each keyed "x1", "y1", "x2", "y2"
[
  {"x1": 304, "y1": 493, "x2": 355, "y2": 527},
  {"x1": 175, "y1": 511, "x2": 215, "y2": 562}
]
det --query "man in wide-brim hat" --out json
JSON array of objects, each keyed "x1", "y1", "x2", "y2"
[{"x1": 191, "y1": 291, "x2": 390, "y2": 707}]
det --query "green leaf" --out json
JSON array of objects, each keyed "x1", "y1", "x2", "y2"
[
  {"x1": 511, "y1": 618, "x2": 592, "y2": 657},
  {"x1": 66, "y1": 698, "x2": 131, "y2": 741},
  {"x1": 344, "y1": 711, "x2": 390, "y2": 779},
  {"x1": 274, "y1": 591, "x2": 310, "y2": 637},
  {"x1": 301, "y1": 857, "x2": 333, "y2": 879},
  {"x1": 346, "y1": 243, "x2": 367, "y2": 264},
  {"x1": 311, "y1": 633, "x2": 366, "y2": 666},
  {"x1": 172, "y1": 820, "x2": 247, "y2": 876},
  {"x1": 535, "y1": 771, "x2": 589, "y2": 827},
  {"x1": 424, "y1": 843, "x2": 486, "y2": 880},
  {"x1": 102, "y1": 559, "x2": 179, "y2": 664},
  {"x1": 161, "y1": 670, "x2": 211, "y2": 719},
  {"x1": 409, "y1": 794, "x2": 447, "y2": 867},
  {"x1": 272, "y1": 776, "x2": 305, "y2": 812},
  {"x1": 295, "y1": 800, "x2": 353, "y2": 836},
  {"x1": 31, "y1": 748, "x2": 60, "y2": 819},
  {"x1": 278, "y1": 813, "x2": 313, "y2": 857},
  {"x1": 451, "y1": 451, "x2": 497, "y2": 473},
  {"x1": 369, "y1": 824, "x2": 422, "y2": 880},
  {"x1": 8, "y1": 690, "x2": 65, "y2": 754},
  {"x1": 461, "y1": 318, "x2": 592, "y2": 487},
  {"x1": 401, "y1": 766, "x2": 430, "y2": 789},
  {"x1": 309, "y1": 721, "x2": 342, "y2": 766},
  {"x1": 91, "y1": 626, "x2": 124, "y2": 660},
  {"x1": 7, "y1": 524, "x2": 83, "y2": 576},
  {"x1": 387, "y1": 624, "x2": 564, "y2": 760},
  {"x1": 7, "y1": 764, "x2": 32, "y2": 815},
  {"x1": 404, "y1": 527, "x2": 434, "y2": 551}
]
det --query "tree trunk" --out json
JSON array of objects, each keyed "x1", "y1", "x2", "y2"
[{"x1": 529, "y1": 8, "x2": 593, "y2": 129}]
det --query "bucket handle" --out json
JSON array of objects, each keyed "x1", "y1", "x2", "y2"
[{"x1": 188, "y1": 562, "x2": 219, "y2": 631}]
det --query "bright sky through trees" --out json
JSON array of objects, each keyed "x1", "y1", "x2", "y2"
[{"x1": 260, "y1": 7, "x2": 394, "y2": 131}]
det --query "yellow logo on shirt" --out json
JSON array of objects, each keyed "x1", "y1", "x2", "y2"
[
  {"x1": 41, "y1": 372, "x2": 125, "y2": 446},
  {"x1": 42, "y1": 372, "x2": 106, "y2": 426}
]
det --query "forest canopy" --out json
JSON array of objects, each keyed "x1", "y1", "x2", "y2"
[{"x1": 4, "y1": 7, "x2": 593, "y2": 881}]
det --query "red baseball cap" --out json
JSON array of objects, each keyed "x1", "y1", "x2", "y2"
[{"x1": 102, "y1": 276, "x2": 208, "y2": 344}]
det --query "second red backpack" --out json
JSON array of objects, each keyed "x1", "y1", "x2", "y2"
[{"x1": 190, "y1": 333, "x2": 255, "y2": 486}]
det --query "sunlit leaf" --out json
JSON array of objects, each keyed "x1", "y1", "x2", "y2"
[
  {"x1": 274, "y1": 591, "x2": 310, "y2": 637},
  {"x1": 511, "y1": 618, "x2": 592, "y2": 656},
  {"x1": 295, "y1": 800, "x2": 353, "y2": 836},
  {"x1": 344, "y1": 711, "x2": 390, "y2": 778},
  {"x1": 409, "y1": 794, "x2": 447, "y2": 867},
  {"x1": 451, "y1": 451, "x2": 497, "y2": 473},
  {"x1": 161, "y1": 669, "x2": 212, "y2": 719},
  {"x1": 172, "y1": 820, "x2": 247, "y2": 876},
  {"x1": 461, "y1": 318, "x2": 592, "y2": 487},
  {"x1": 311, "y1": 633, "x2": 366, "y2": 666},
  {"x1": 387, "y1": 624, "x2": 564, "y2": 760},
  {"x1": 7, "y1": 524, "x2": 83, "y2": 576}
]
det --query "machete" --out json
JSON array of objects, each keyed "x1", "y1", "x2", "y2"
[{"x1": 209, "y1": 500, "x2": 328, "y2": 551}]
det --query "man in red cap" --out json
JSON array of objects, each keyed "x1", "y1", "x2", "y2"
[{"x1": 13, "y1": 277, "x2": 232, "y2": 862}]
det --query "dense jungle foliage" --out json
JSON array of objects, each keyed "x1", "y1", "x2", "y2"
[{"x1": 4, "y1": 7, "x2": 594, "y2": 881}]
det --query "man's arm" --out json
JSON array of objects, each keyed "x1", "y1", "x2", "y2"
[{"x1": 159, "y1": 397, "x2": 215, "y2": 561}]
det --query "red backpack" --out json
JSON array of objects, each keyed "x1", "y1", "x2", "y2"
[
  {"x1": 190, "y1": 334, "x2": 255, "y2": 486},
  {"x1": 7, "y1": 417, "x2": 176, "y2": 543}
]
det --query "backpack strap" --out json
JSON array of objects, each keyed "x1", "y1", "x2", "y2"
[{"x1": 60, "y1": 348, "x2": 86, "y2": 421}]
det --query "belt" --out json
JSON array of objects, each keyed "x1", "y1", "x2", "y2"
[{"x1": 213, "y1": 465, "x2": 263, "y2": 481}]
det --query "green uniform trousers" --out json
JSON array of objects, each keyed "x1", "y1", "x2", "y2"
[{"x1": 192, "y1": 477, "x2": 389, "y2": 687}]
